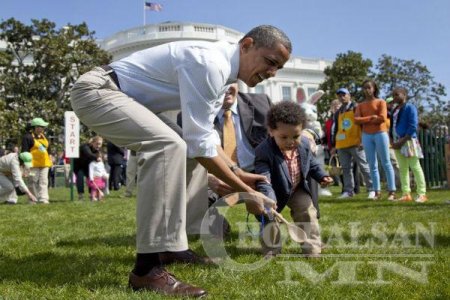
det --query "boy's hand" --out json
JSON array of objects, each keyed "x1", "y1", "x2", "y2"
[{"x1": 320, "y1": 176, "x2": 334, "y2": 187}]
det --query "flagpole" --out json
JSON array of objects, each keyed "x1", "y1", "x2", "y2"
[{"x1": 143, "y1": 0, "x2": 146, "y2": 26}]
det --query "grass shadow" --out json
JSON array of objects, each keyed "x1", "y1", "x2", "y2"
[
  {"x1": 56, "y1": 234, "x2": 135, "y2": 248},
  {"x1": 0, "y1": 252, "x2": 132, "y2": 288}
]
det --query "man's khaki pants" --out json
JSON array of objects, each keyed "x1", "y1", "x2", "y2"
[
  {"x1": 70, "y1": 67, "x2": 208, "y2": 253},
  {"x1": 0, "y1": 173, "x2": 17, "y2": 203}
]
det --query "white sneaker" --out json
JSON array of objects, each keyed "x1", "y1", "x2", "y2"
[
  {"x1": 319, "y1": 188, "x2": 332, "y2": 196},
  {"x1": 415, "y1": 195, "x2": 428, "y2": 203},
  {"x1": 367, "y1": 191, "x2": 377, "y2": 199},
  {"x1": 338, "y1": 192, "x2": 353, "y2": 199}
]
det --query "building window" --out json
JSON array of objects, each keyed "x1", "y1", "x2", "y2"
[
  {"x1": 255, "y1": 85, "x2": 265, "y2": 94},
  {"x1": 307, "y1": 87, "x2": 317, "y2": 99},
  {"x1": 282, "y1": 86, "x2": 292, "y2": 101}
]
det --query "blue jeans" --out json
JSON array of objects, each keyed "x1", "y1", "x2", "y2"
[{"x1": 361, "y1": 132, "x2": 396, "y2": 192}]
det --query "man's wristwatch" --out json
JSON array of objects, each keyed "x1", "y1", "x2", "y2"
[{"x1": 229, "y1": 164, "x2": 240, "y2": 173}]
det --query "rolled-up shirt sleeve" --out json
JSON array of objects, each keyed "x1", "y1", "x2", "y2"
[
  {"x1": 177, "y1": 54, "x2": 228, "y2": 158},
  {"x1": 11, "y1": 159, "x2": 29, "y2": 193}
]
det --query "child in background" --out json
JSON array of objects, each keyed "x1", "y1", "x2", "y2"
[
  {"x1": 87, "y1": 152, "x2": 109, "y2": 201},
  {"x1": 390, "y1": 87, "x2": 428, "y2": 203},
  {"x1": 255, "y1": 101, "x2": 333, "y2": 258},
  {"x1": 355, "y1": 79, "x2": 396, "y2": 200}
]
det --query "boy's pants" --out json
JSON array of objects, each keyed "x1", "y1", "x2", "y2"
[{"x1": 261, "y1": 187, "x2": 321, "y2": 255}]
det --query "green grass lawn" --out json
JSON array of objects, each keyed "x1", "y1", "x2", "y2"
[{"x1": 1, "y1": 186, "x2": 449, "y2": 299}]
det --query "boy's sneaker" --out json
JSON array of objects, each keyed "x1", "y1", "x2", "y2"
[
  {"x1": 338, "y1": 192, "x2": 353, "y2": 199},
  {"x1": 396, "y1": 194, "x2": 412, "y2": 202},
  {"x1": 367, "y1": 191, "x2": 377, "y2": 199},
  {"x1": 387, "y1": 192, "x2": 396, "y2": 201},
  {"x1": 415, "y1": 195, "x2": 428, "y2": 203}
]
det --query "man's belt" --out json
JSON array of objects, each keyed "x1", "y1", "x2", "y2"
[{"x1": 100, "y1": 65, "x2": 120, "y2": 89}]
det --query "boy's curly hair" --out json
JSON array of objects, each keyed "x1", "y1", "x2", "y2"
[{"x1": 267, "y1": 101, "x2": 306, "y2": 129}]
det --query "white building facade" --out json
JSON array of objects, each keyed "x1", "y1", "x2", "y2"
[{"x1": 98, "y1": 22, "x2": 332, "y2": 103}]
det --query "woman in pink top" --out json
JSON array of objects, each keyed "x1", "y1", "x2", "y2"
[{"x1": 355, "y1": 79, "x2": 396, "y2": 200}]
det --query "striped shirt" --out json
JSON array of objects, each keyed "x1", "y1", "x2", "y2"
[{"x1": 111, "y1": 40, "x2": 240, "y2": 159}]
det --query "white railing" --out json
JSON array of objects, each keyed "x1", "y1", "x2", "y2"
[{"x1": 99, "y1": 22, "x2": 243, "y2": 51}]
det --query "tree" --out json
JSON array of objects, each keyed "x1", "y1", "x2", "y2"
[
  {"x1": 0, "y1": 18, "x2": 111, "y2": 147},
  {"x1": 317, "y1": 51, "x2": 372, "y2": 122},
  {"x1": 374, "y1": 54, "x2": 447, "y2": 118}
]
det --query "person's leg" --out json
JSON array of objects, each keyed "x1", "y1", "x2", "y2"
[
  {"x1": 185, "y1": 158, "x2": 209, "y2": 235},
  {"x1": 125, "y1": 154, "x2": 138, "y2": 197},
  {"x1": 90, "y1": 187, "x2": 97, "y2": 201},
  {"x1": 337, "y1": 148, "x2": 354, "y2": 195},
  {"x1": 409, "y1": 155, "x2": 427, "y2": 196},
  {"x1": 390, "y1": 148, "x2": 401, "y2": 188},
  {"x1": 156, "y1": 112, "x2": 209, "y2": 235},
  {"x1": 362, "y1": 133, "x2": 380, "y2": 192},
  {"x1": 374, "y1": 132, "x2": 396, "y2": 193},
  {"x1": 64, "y1": 164, "x2": 71, "y2": 187},
  {"x1": 351, "y1": 146, "x2": 374, "y2": 192},
  {"x1": 0, "y1": 174, "x2": 17, "y2": 204},
  {"x1": 394, "y1": 149, "x2": 411, "y2": 195},
  {"x1": 353, "y1": 161, "x2": 360, "y2": 194},
  {"x1": 260, "y1": 219, "x2": 281, "y2": 257},
  {"x1": 108, "y1": 164, "x2": 115, "y2": 190},
  {"x1": 71, "y1": 68, "x2": 209, "y2": 298},
  {"x1": 29, "y1": 167, "x2": 38, "y2": 198},
  {"x1": 36, "y1": 167, "x2": 49, "y2": 203},
  {"x1": 71, "y1": 67, "x2": 189, "y2": 254},
  {"x1": 288, "y1": 187, "x2": 321, "y2": 255},
  {"x1": 112, "y1": 164, "x2": 122, "y2": 190},
  {"x1": 76, "y1": 169, "x2": 85, "y2": 198}
]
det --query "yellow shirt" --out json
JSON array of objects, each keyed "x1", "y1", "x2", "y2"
[
  {"x1": 30, "y1": 133, "x2": 53, "y2": 168},
  {"x1": 335, "y1": 110, "x2": 362, "y2": 149}
]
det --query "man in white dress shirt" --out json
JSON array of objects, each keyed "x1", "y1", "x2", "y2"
[{"x1": 70, "y1": 25, "x2": 291, "y2": 297}]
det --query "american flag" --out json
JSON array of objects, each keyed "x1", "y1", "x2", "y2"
[{"x1": 144, "y1": 2, "x2": 163, "y2": 11}]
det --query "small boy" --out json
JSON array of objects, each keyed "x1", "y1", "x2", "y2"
[{"x1": 255, "y1": 101, "x2": 333, "y2": 258}]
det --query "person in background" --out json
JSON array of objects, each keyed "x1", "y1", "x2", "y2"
[
  {"x1": 21, "y1": 117, "x2": 52, "y2": 204},
  {"x1": 87, "y1": 151, "x2": 109, "y2": 201},
  {"x1": 390, "y1": 87, "x2": 428, "y2": 203},
  {"x1": 0, "y1": 152, "x2": 37, "y2": 204},
  {"x1": 384, "y1": 96, "x2": 401, "y2": 188},
  {"x1": 123, "y1": 149, "x2": 137, "y2": 198},
  {"x1": 324, "y1": 99, "x2": 341, "y2": 186},
  {"x1": 58, "y1": 151, "x2": 71, "y2": 187},
  {"x1": 332, "y1": 88, "x2": 374, "y2": 199},
  {"x1": 73, "y1": 136, "x2": 103, "y2": 200},
  {"x1": 176, "y1": 83, "x2": 272, "y2": 237},
  {"x1": 48, "y1": 151, "x2": 57, "y2": 188},
  {"x1": 208, "y1": 83, "x2": 271, "y2": 195},
  {"x1": 355, "y1": 79, "x2": 396, "y2": 200},
  {"x1": 106, "y1": 141, "x2": 125, "y2": 191}
]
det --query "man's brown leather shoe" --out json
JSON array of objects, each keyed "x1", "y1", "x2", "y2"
[
  {"x1": 159, "y1": 249, "x2": 214, "y2": 265},
  {"x1": 128, "y1": 267, "x2": 207, "y2": 297}
]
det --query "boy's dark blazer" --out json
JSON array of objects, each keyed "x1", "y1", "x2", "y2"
[{"x1": 255, "y1": 136, "x2": 327, "y2": 214}]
